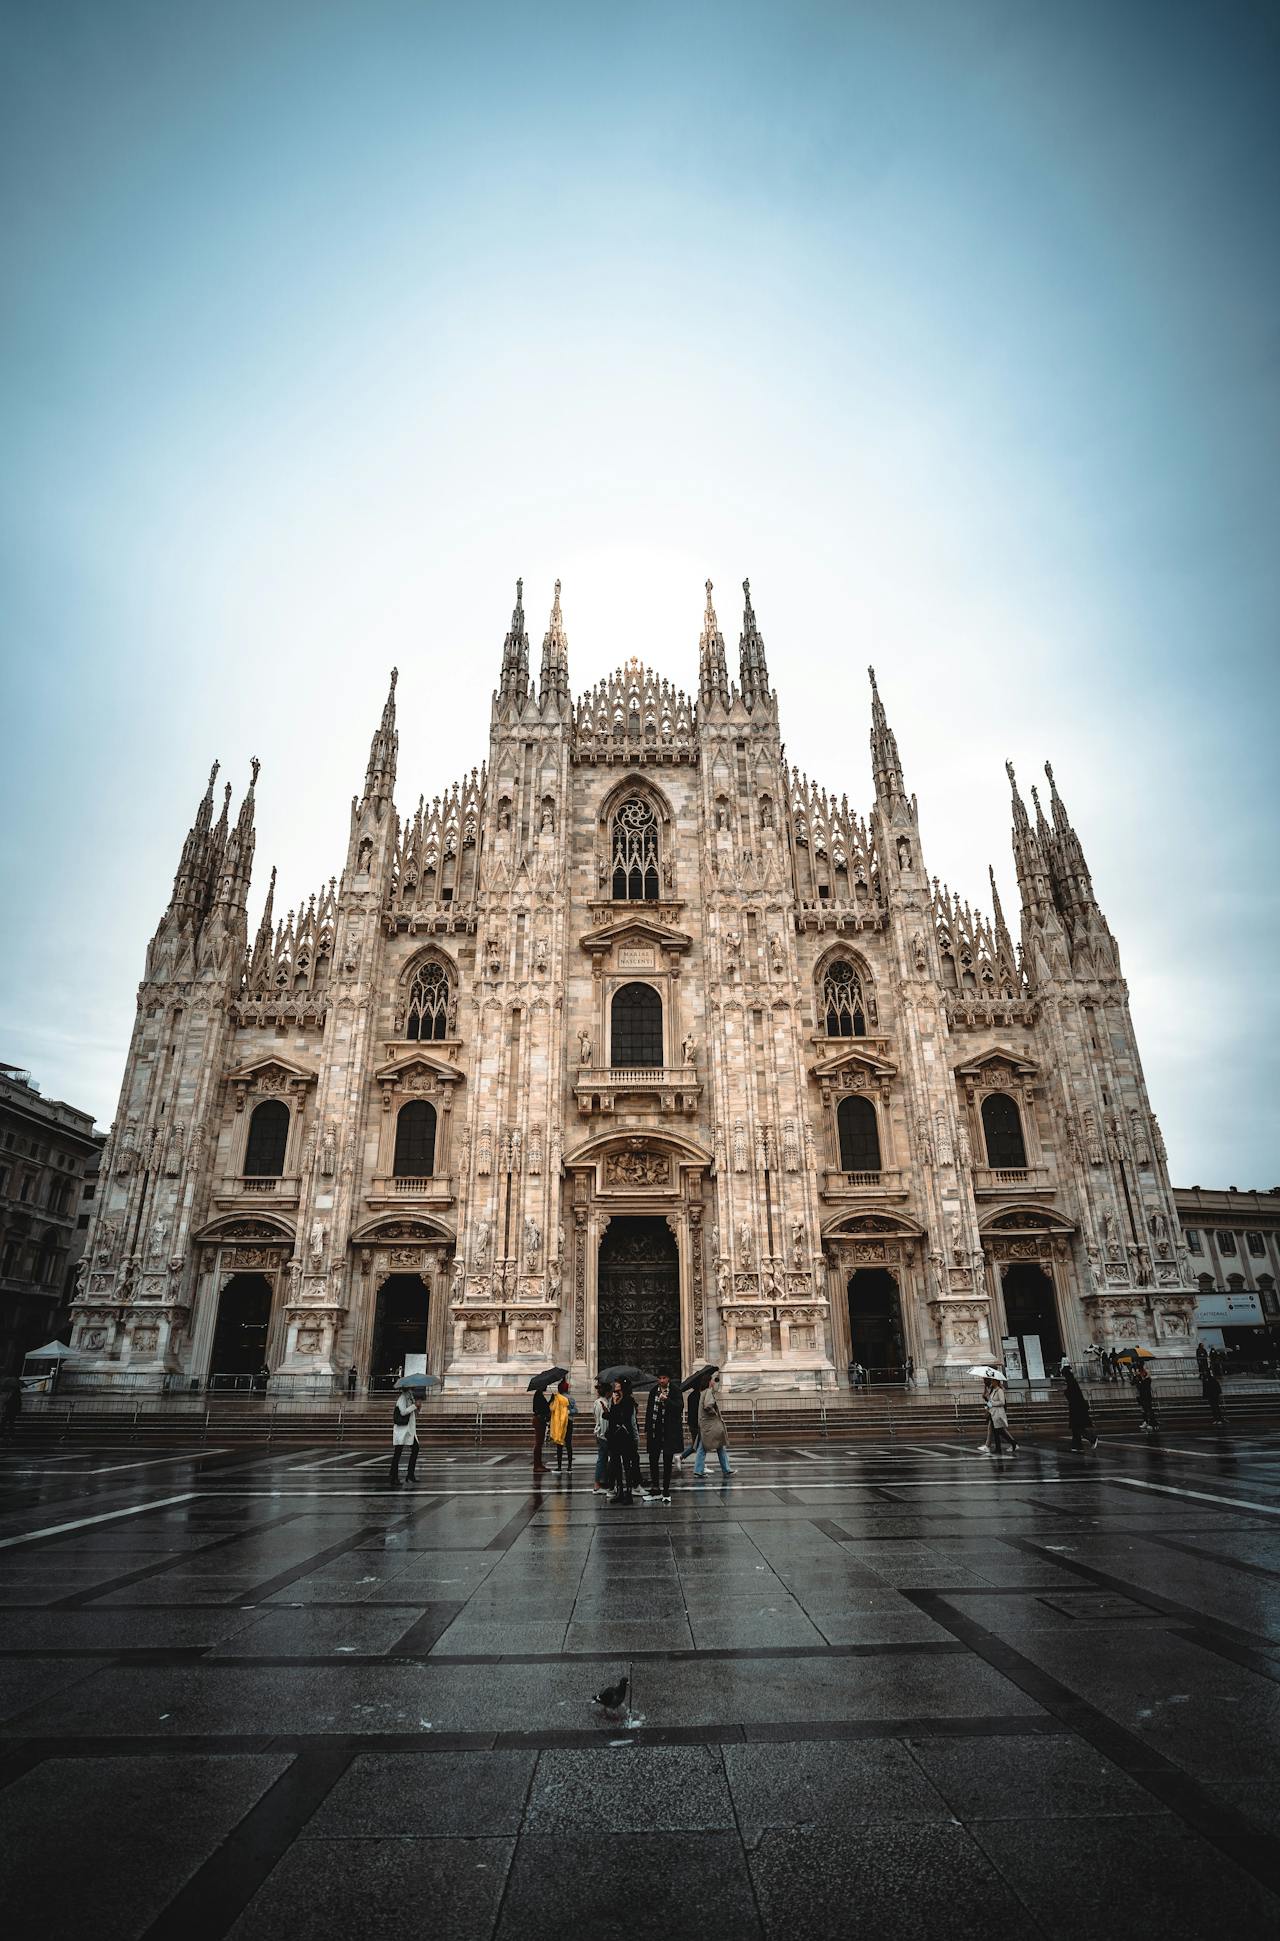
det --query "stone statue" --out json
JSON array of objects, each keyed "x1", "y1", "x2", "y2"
[
  {"x1": 308, "y1": 1219, "x2": 326, "y2": 1270},
  {"x1": 791, "y1": 1218, "x2": 805, "y2": 1266},
  {"x1": 524, "y1": 1215, "x2": 541, "y2": 1258},
  {"x1": 948, "y1": 1208, "x2": 963, "y2": 1263},
  {"x1": 147, "y1": 1215, "x2": 168, "y2": 1266},
  {"x1": 578, "y1": 1028, "x2": 592, "y2": 1065},
  {"x1": 319, "y1": 1122, "x2": 338, "y2": 1177},
  {"x1": 682, "y1": 1032, "x2": 696, "y2": 1066},
  {"x1": 737, "y1": 1221, "x2": 752, "y2": 1267},
  {"x1": 474, "y1": 1219, "x2": 492, "y2": 1265}
]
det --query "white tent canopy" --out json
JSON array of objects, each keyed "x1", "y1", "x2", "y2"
[{"x1": 23, "y1": 1341, "x2": 89, "y2": 1362}]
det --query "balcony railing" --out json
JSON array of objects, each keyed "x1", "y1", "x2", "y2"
[
  {"x1": 366, "y1": 1173, "x2": 455, "y2": 1207},
  {"x1": 213, "y1": 1174, "x2": 302, "y2": 1209},
  {"x1": 972, "y1": 1164, "x2": 1051, "y2": 1194},
  {"x1": 573, "y1": 1065, "x2": 701, "y2": 1116},
  {"x1": 820, "y1": 1167, "x2": 907, "y2": 1200}
]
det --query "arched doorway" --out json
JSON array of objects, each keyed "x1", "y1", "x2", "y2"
[
  {"x1": 1001, "y1": 1263, "x2": 1063, "y2": 1375},
  {"x1": 847, "y1": 1268, "x2": 904, "y2": 1377},
  {"x1": 209, "y1": 1273, "x2": 273, "y2": 1377},
  {"x1": 371, "y1": 1273, "x2": 430, "y2": 1384},
  {"x1": 598, "y1": 1217, "x2": 681, "y2": 1376}
]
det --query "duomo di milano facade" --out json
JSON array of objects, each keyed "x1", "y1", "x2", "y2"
[{"x1": 72, "y1": 580, "x2": 1199, "y2": 1391}]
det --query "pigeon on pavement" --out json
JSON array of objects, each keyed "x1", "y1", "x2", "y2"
[{"x1": 591, "y1": 1669, "x2": 629, "y2": 1711}]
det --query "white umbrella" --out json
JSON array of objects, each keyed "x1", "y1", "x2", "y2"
[{"x1": 967, "y1": 1365, "x2": 1004, "y2": 1381}]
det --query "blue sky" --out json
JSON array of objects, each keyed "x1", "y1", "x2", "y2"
[{"x1": 2, "y1": 0, "x2": 1277, "y2": 1184}]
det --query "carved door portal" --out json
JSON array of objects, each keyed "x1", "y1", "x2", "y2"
[{"x1": 598, "y1": 1217, "x2": 681, "y2": 1377}]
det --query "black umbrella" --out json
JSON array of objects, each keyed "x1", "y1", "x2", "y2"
[
  {"x1": 599, "y1": 1364, "x2": 659, "y2": 1390},
  {"x1": 680, "y1": 1364, "x2": 719, "y2": 1392},
  {"x1": 526, "y1": 1366, "x2": 569, "y2": 1392}
]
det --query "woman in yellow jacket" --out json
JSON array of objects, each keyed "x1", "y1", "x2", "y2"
[{"x1": 549, "y1": 1377, "x2": 577, "y2": 1473}]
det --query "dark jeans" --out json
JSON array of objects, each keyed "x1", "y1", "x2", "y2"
[
  {"x1": 648, "y1": 1444, "x2": 674, "y2": 1494},
  {"x1": 607, "y1": 1439, "x2": 638, "y2": 1497},
  {"x1": 989, "y1": 1424, "x2": 1017, "y2": 1452},
  {"x1": 389, "y1": 1441, "x2": 418, "y2": 1484},
  {"x1": 555, "y1": 1425, "x2": 574, "y2": 1469},
  {"x1": 533, "y1": 1419, "x2": 547, "y2": 1466}
]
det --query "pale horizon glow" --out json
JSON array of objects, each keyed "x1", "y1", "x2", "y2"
[{"x1": 1, "y1": 1, "x2": 1277, "y2": 1187}]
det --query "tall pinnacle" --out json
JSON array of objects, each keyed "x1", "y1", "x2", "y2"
[
  {"x1": 868, "y1": 666, "x2": 905, "y2": 800},
  {"x1": 699, "y1": 578, "x2": 729, "y2": 710},
  {"x1": 499, "y1": 578, "x2": 530, "y2": 704},
  {"x1": 539, "y1": 578, "x2": 570, "y2": 710},
  {"x1": 738, "y1": 578, "x2": 769, "y2": 706},
  {"x1": 363, "y1": 668, "x2": 399, "y2": 804}
]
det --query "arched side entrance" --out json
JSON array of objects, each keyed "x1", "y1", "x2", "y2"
[
  {"x1": 598, "y1": 1217, "x2": 681, "y2": 1376},
  {"x1": 847, "y1": 1268, "x2": 905, "y2": 1377},
  {"x1": 1001, "y1": 1263, "x2": 1063, "y2": 1376},
  {"x1": 370, "y1": 1273, "x2": 431, "y2": 1384},
  {"x1": 209, "y1": 1273, "x2": 273, "y2": 1377}
]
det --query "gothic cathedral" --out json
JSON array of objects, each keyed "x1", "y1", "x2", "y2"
[{"x1": 72, "y1": 581, "x2": 1197, "y2": 1391}]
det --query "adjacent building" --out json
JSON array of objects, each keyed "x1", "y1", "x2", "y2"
[
  {"x1": 71, "y1": 580, "x2": 1198, "y2": 1391},
  {"x1": 1176, "y1": 1186, "x2": 1280, "y2": 1357},
  {"x1": 0, "y1": 1063, "x2": 104, "y2": 1373}
]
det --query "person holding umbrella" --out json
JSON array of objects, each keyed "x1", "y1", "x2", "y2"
[
  {"x1": 549, "y1": 1376, "x2": 576, "y2": 1473},
  {"x1": 526, "y1": 1365, "x2": 566, "y2": 1471},
  {"x1": 389, "y1": 1380, "x2": 420, "y2": 1487},
  {"x1": 644, "y1": 1370, "x2": 684, "y2": 1502},
  {"x1": 981, "y1": 1371, "x2": 1017, "y2": 1456},
  {"x1": 682, "y1": 1364, "x2": 717, "y2": 1459},
  {"x1": 1062, "y1": 1363, "x2": 1098, "y2": 1452},
  {"x1": 1132, "y1": 1356, "x2": 1159, "y2": 1434}
]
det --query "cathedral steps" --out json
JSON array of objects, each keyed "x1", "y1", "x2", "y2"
[{"x1": 15, "y1": 1388, "x2": 1279, "y2": 1447}]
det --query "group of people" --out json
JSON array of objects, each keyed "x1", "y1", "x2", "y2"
[{"x1": 533, "y1": 1369, "x2": 733, "y2": 1502}]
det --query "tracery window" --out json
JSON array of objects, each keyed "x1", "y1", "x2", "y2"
[
  {"x1": 981, "y1": 1093, "x2": 1027, "y2": 1170},
  {"x1": 611, "y1": 982, "x2": 663, "y2": 1067},
  {"x1": 393, "y1": 1100, "x2": 437, "y2": 1178},
  {"x1": 611, "y1": 797, "x2": 660, "y2": 901},
  {"x1": 243, "y1": 1099, "x2": 289, "y2": 1178},
  {"x1": 406, "y1": 963, "x2": 450, "y2": 1041},
  {"x1": 822, "y1": 960, "x2": 866, "y2": 1038},
  {"x1": 837, "y1": 1095, "x2": 881, "y2": 1174}
]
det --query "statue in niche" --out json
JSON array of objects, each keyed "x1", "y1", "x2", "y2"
[
  {"x1": 534, "y1": 937, "x2": 548, "y2": 973},
  {"x1": 896, "y1": 836, "x2": 912, "y2": 872},
  {"x1": 474, "y1": 1219, "x2": 492, "y2": 1265},
  {"x1": 737, "y1": 1221, "x2": 752, "y2": 1267},
  {"x1": 578, "y1": 1028, "x2": 592, "y2": 1066},
  {"x1": 709, "y1": 1223, "x2": 720, "y2": 1260},
  {"x1": 319, "y1": 1122, "x2": 338, "y2": 1177},
  {"x1": 147, "y1": 1215, "x2": 169, "y2": 1266},
  {"x1": 791, "y1": 1218, "x2": 805, "y2": 1267},
  {"x1": 1102, "y1": 1209, "x2": 1119, "y2": 1252},
  {"x1": 770, "y1": 934, "x2": 785, "y2": 974},
  {"x1": 524, "y1": 1215, "x2": 541, "y2": 1259},
  {"x1": 948, "y1": 1208, "x2": 963, "y2": 1263},
  {"x1": 357, "y1": 836, "x2": 373, "y2": 873},
  {"x1": 308, "y1": 1219, "x2": 326, "y2": 1271},
  {"x1": 540, "y1": 800, "x2": 555, "y2": 834},
  {"x1": 682, "y1": 1032, "x2": 697, "y2": 1067}
]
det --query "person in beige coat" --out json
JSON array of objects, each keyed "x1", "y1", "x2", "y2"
[{"x1": 693, "y1": 1375, "x2": 733, "y2": 1478}]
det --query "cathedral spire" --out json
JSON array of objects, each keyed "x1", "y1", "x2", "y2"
[
  {"x1": 1043, "y1": 760, "x2": 1099, "y2": 917},
  {"x1": 538, "y1": 579, "x2": 570, "y2": 711},
  {"x1": 167, "y1": 759, "x2": 221, "y2": 927},
  {"x1": 213, "y1": 758, "x2": 259, "y2": 920},
  {"x1": 989, "y1": 863, "x2": 1016, "y2": 963},
  {"x1": 363, "y1": 669, "x2": 399, "y2": 805},
  {"x1": 699, "y1": 578, "x2": 729, "y2": 711},
  {"x1": 499, "y1": 578, "x2": 530, "y2": 705},
  {"x1": 249, "y1": 864, "x2": 277, "y2": 983},
  {"x1": 868, "y1": 666, "x2": 905, "y2": 802},
  {"x1": 738, "y1": 578, "x2": 769, "y2": 707}
]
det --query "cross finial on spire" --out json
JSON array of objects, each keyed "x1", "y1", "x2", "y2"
[
  {"x1": 539, "y1": 577, "x2": 569, "y2": 710},
  {"x1": 699, "y1": 576, "x2": 729, "y2": 710},
  {"x1": 738, "y1": 576, "x2": 768, "y2": 705}
]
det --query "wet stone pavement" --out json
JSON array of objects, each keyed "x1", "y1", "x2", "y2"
[{"x1": 1, "y1": 1430, "x2": 1279, "y2": 1938}]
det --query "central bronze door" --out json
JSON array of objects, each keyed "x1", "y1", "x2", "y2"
[{"x1": 598, "y1": 1216, "x2": 681, "y2": 1376}]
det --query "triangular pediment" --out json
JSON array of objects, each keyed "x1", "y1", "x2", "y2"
[
  {"x1": 954, "y1": 1045, "x2": 1039, "y2": 1080},
  {"x1": 578, "y1": 914, "x2": 693, "y2": 955},
  {"x1": 810, "y1": 1043, "x2": 897, "y2": 1082},
  {"x1": 225, "y1": 1054, "x2": 317, "y2": 1088},
  {"x1": 374, "y1": 1049, "x2": 466, "y2": 1086}
]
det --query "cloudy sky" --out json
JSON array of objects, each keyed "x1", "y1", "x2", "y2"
[{"x1": 2, "y1": 0, "x2": 1277, "y2": 1185}]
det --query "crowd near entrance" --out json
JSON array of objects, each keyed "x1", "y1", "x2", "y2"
[
  {"x1": 209, "y1": 1273, "x2": 272, "y2": 1379},
  {"x1": 598, "y1": 1216, "x2": 681, "y2": 1376},
  {"x1": 846, "y1": 1267, "x2": 905, "y2": 1379}
]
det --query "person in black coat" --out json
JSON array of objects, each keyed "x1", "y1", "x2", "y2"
[
  {"x1": 532, "y1": 1384, "x2": 551, "y2": 1471},
  {"x1": 683, "y1": 1380, "x2": 701, "y2": 1459},
  {"x1": 645, "y1": 1372, "x2": 684, "y2": 1500},
  {"x1": 605, "y1": 1379, "x2": 639, "y2": 1502},
  {"x1": 1062, "y1": 1365, "x2": 1097, "y2": 1451}
]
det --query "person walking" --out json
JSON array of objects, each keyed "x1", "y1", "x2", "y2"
[
  {"x1": 982, "y1": 1374, "x2": 1018, "y2": 1455},
  {"x1": 388, "y1": 1387, "x2": 419, "y2": 1487},
  {"x1": 683, "y1": 1375, "x2": 703, "y2": 1460},
  {"x1": 694, "y1": 1374, "x2": 733, "y2": 1478},
  {"x1": 550, "y1": 1377, "x2": 576, "y2": 1473},
  {"x1": 592, "y1": 1379, "x2": 612, "y2": 1494},
  {"x1": 254, "y1": 1361, "x2": 270, "y2": 1397},
  {"x1": 1133, "y1": 1359, "x2": 1159, "y2": 1434},
  {"x1": 532, "y1": 1382, "x2": 551, "y2": 1471},
  {"x1": 605, "y1": 1378, "x2": 638, "y2": 1502},
  {"x1": 645, "y1": 1371, "x2": 683, "y2": 1502},
  {"x1": 1062, "y1": 1364, "x2": 1097, "y2": 1451},
  {"x1": 904, "y1": 1356, "x2": 915, "y2": 1389},
  {"x1": 1204, "y1": 1365, "x2": 1226, "y2": 1428},
  {"x1": 347, "y1": 1364, "x2": 358, "y2": 1398}
]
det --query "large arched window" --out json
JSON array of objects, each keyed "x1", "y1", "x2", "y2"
[
  {"x1": 981, "y1": 1092, "x2": 1027, "y2": 1170},
  {"x1": 822, "y1": 960, "x2": 866, "y2": 1037},
  {"x1": 612, "y1": 797, "x2": 660, "y2": 901},
  {"x1": 611, "y1": 982, "x2": 663, "y2": 1067},
  {"x1": 243, "y1": 1099, "x2": 289, "y2": 1178},
  {"x1": 393, "y1": 1100, "x2": 437, "y2": 1178},
  {"x1": 406, "y1": 962, "x2": 450, "y2": 1041},
  {"x1": 837, "y1": 1095, "x2": 882, "y2": 1174}
]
